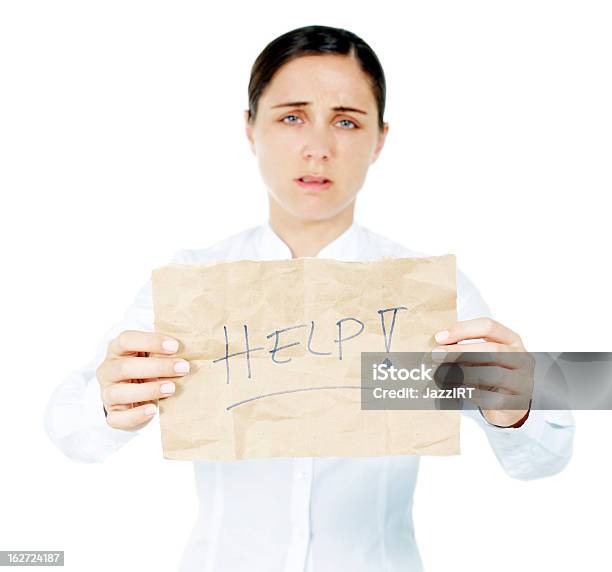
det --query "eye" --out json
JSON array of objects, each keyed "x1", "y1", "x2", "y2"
[
  {"x1": 281, "y1": 114, "x2": 303, "y2": 125},
  {"x1": 336, "y1": 118, "x2": 358, "y2": 129}
]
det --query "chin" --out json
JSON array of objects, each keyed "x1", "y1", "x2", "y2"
[{"x1": 269, "y1": 186, "x2": 357, "y2": 222}]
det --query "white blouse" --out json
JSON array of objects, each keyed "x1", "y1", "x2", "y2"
[{"x1": 44, "y1": 220, "x2": 575, "y2": 572}]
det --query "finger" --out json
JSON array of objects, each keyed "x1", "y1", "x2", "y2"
[
  {"x1": 434, "y1": 364, "x2": 502, "y2": 390},
  {"x1": 98, "y1": 356, "x2": 190, "y2": 386},
  {"x1": 102, "y1": 379, "x2": 178, "y2": 407},
  {"x1": 460, "y1": 365, "x2": 532, "y2": 395},
  {"x1": 434, "y1": 318, "x2": 521, "y2": 346},
  {"x1": 468, "y1": 387, "x2": 531, "y2": 412},
  {"x1": 431, "y1": 343, "x2": 526, "y2": 369},
  {"x1": 106, "y1": 402, "x2": 158, "y2": 430},
  {"x1": 108, "y1": 330, "x2": 180, "y2": 358}
]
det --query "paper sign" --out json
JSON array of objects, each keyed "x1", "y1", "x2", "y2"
[{"x1": 151, "y1": 255, "x2": 459, "y2": 460}]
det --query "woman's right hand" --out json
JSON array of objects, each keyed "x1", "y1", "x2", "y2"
[{"x1": 95, "y1": 330, "x2": 190, "y2": 431}]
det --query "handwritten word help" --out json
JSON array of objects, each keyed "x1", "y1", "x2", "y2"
[{"x1": 213, "y1": 306, "x2": 407, "y2": 384}]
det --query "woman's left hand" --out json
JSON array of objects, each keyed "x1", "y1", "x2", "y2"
[{"x1": 432, "y1": 318, "x2": 534, "y2": 427}]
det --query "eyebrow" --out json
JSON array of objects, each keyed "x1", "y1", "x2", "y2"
[{"x1": 270, "y1": 101, "x2": 368, "y2": 115}]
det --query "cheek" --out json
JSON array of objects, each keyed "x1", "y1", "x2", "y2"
[
  {"x1": 256, "y1": 132, "x2": 295, "y2": 170},
  {"x1": 337, "y1": 138, "x2": 374, "y2": 181}
]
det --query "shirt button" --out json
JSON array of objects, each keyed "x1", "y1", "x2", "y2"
[{"x1": 298, "y1": 471, "x2": 308, "y2": 480}]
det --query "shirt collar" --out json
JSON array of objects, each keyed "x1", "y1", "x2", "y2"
[{"x1": 257, "y1": 220, "x2": 362, "y2": 261}]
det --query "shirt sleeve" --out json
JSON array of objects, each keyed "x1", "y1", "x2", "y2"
[
  {"x1": 43, "y1": 278, "x2": 157, "y2": 463},
  {"x1": 456, "y1": 267, "x2": 576, "y2": 480}
]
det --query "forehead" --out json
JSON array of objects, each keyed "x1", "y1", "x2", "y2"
[{"x1": 261, "y1": 54, "x2": 376, "y2": 109}]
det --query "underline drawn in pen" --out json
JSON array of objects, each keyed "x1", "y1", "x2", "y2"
[{"x1": 225, "y1": 385, "x2": 363, "y2": 411}]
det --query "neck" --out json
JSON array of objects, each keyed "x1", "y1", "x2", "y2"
[{"x1": 268, "y1": 200, "x2": 355, "y2": 258}]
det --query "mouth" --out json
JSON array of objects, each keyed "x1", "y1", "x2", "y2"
[{"x1": 295, "y1": 175, "x2": 333, "y2": 191}]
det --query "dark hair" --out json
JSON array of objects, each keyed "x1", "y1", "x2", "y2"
[{"x1": 247, "y1": 25, "x2": 386, "y2": 130}]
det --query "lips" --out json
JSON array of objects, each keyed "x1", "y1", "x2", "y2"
[
  {"x1": 298, "y1": 175, "x2": 331, "y2": 184},
  {"x1": 295, "y1": 174, "x2": 333, "y2": 190}
]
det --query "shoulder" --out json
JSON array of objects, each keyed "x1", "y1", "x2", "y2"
[
  {"x1": 357, "y1": 225, "x2": 429, "y2": 259},
  {"x1": 171, "y1": 225, "x2": 261, "y2": 264},
  {"x1": 359, "y1": 225, "x2": 492, "y2": 321}
]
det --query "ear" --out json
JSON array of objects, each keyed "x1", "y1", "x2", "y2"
[
  {"x1": 244, "y1": 110, "x2": 256, "y2": 155},
  {"x1": 370, "y1": 122, "x2": 389, "y2": 165}
]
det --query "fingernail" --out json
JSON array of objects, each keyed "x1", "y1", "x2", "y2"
[
  {"x1": 435, "y1": 330, "x2": 450, "y2": 343},
  {"x1": 431, "y1": 348, "x2": 447, "y2": 361},
  {"x1": 162, "y1": 339, "x2": 179, "y2": 353},
  {"x1": 144, "y1": 404, "x2": 157, "y2": 416},
  {"x1": 174, "y1": 360, "x2": 190, "y2": 374},
  {"x1": 160, "y1": 382, "x2": 175, "y2": 394}
]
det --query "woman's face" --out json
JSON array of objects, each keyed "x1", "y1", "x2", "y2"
[{"x1": 245, "y1": 54, "x2": 388, "y2": 222}]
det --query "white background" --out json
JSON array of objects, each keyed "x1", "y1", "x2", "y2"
[{"x1": 1, "y1": 1, "x2": 611, "y2": 570}]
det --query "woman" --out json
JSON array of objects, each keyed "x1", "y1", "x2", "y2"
[{"x1": 45, "y1": 25, "x2": 574, "y2": 571}]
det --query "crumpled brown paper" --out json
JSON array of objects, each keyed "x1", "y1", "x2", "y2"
[{"x1": 151, "y1": 255, "x2": 459, "y2": 460}]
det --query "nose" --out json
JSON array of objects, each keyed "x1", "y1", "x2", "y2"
[
  {"x1": 301, "y1": 124, "x2": 334, "y2": 162},
  {"x1": 303, "y1": 147, "x2": 329, "y2": 161}
]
